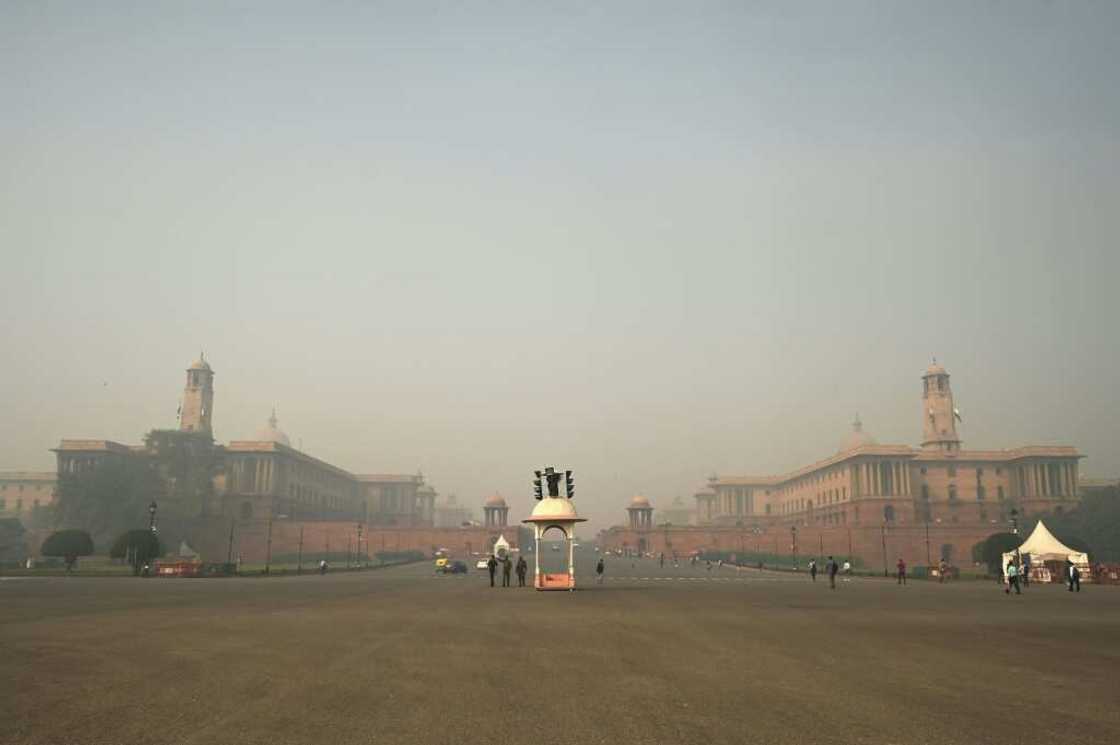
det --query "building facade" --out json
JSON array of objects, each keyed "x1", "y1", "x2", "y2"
[
  {"x1": 600, "y1": 362, "x2": 1086, "y2": 567},
  {"x1": 0, "y1": 471, "x2": 57, "y2": 523},
  {"x1": 46, "y1": 356, "x2": 448, "y2": 554}
]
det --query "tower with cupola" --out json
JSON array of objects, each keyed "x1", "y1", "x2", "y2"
[
  {"x1": 920, "y1": 359, "x2": 960, "y2": 452},
  {"x1": 180, "y1": 353, "x2": 214, "y2": 435}
]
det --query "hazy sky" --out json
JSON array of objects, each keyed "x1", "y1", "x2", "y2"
[{"x1": 2, "y1": 1, "x2": 1118, "y2": 530}]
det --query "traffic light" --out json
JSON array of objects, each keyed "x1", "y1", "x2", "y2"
[
  {"x1": 565, "y1": 470, "x2": 574, "y2": 499},
  {"x1": 533, "y1": 470, "x2": 543, "y2": 500}
]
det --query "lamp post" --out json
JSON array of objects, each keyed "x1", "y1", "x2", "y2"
[
  {"x1": 148, "y1": 501, "x2": 158, "y2": 533},
  {"x1": 1010, "y1": 508, "x2": 1021, "y2": 573},
  {"x1": 924, "y1": 517, "x2": 931, "y2": 567},
  {"x1": 791, "y1": 525, "x2": 798, "y2": 568},
  {"x1": 356, "y1": 522, "x2": 364, "y2": 568},
  {"x1": 881, "y1": 522, "x2": 888, "y2": 577}
]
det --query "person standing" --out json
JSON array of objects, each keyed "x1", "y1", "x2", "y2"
[
  {"x1": 1005, "y1": 561, "x2": 1021, "y2": 595},
  {"x1": 827, "y1": 555, "x2": 838, "y2": 589},
  {"x1": 1021, "y1": 554, "x2": 1032, "y2": 588},
  {"x1": 487, "y1": 555, "x2": 497, "y2": 588},
  {"x1": 896, "y1": 557, "x2": 907, "y2": 585},
  {"x1": 938, "y1": 559, "x2": 947, "y2": 584},
  {"x1": 809, "y1": 559, "x2": 817, "y2": 582},
  {"x1": 596, "y1": 557, "x2": 605, "y2": 584},
  {"x1": 501, "y1": 555, "x2": 512, "y2": 587},
  {"x1": 516, "y1": 555, "x2": 528, "y2": 587},
  {"x1": 659, "y1": 552, "x2": 665, "y2": 568},
  {"x1": 1067, "y1": 560, "x2": 1081, "y2": 592}
]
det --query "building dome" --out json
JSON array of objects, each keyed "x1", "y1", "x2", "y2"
[
  {"x1": 254, "y1": 409, "x2": 291, "y2": 447},
  {"x1": 188, "y1": 353, "x2": 212, "y2": 372},
  {"x1": 840, "y1": 414, "x2": 877, "y2": 452},
  {"x1": 628, "y1": 495, "x2": 652, "y2": 509},
  {"x1": 484, "y1": 493, "x2": 507, "y2": 508},
  {"x1": 525, "y1": 497, "x2": 583, "y2": 522}
]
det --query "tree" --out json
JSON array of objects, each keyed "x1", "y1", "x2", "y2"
[
  {"x1": 109, "y1": 530, "x2": 163, "y2": 574},
  {"x1": 0, "y1": 518, "x2": 27, "y2": 561},
  {"x1": 972, "y1": 532, "x2": 1021, "y2": 576},
  {"x1": 41, "y1": 529, "x2": 95, "y2": 571}
]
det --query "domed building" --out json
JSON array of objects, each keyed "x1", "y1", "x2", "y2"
[
  {"x1": 839, "y1": 415, "x2": 877, "y2": 453},
  {"x1": 626, "y1": 495, "x2": 654, "y2": 529},
  {"x1": 599, "y1": 359, "x2": 1084, "y2": 572},
  {"x1": 253, "y1": 409, "x2": 291, "y2": 447},
  {"x1": 483, "y1": 493, "x2": 509, "y2": 527}
]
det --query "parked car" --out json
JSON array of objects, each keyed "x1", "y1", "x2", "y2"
[{"x1": 441, "y1": 560, "x2": 467, "y2": 574}]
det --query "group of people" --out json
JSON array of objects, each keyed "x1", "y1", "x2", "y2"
[
  {"x1": 1005, "y1": 556, "x2": 1081, "y2": 595},
  {"x1": 807, "y1": 556, "x2": 843, "y2": 588},
  {"x1": 486, "y1": 554, "x2": 528, "y2": 587}
]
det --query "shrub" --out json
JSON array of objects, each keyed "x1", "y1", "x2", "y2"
[
  {"x1": 40, "y1": 529, "x2": 95, "y2": 571},
  {"x1": 109, "y1": 530, "x2": 163, "y2": 573}
]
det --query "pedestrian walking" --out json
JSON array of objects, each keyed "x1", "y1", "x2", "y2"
[
  {"x1": 659, "y1": 552, "x2": 665, "y2": 568},
  {"x1": 809, "y1": 559, "x2": 817, "y2": 582},
  {"x1": 827, "y1": 555, "x2": 838, "y2": 589},
  {"x1": 487, "y1": 555, "x2": 497, "y2": 587},
  {"x1": 596, "y1": 557, "x2": 605, "y2": 584},
  {"x1": 1005, "y1": 561, "x2": 1021, "y2": 595},
  {"x1": 938, "y1": 559, "x2": 947, "y2": 583},
  {"x1": 842, "y1": 560, "x2": 851, "y2": 576},
  {"x1": 1067, "y1": 560, "x2": 1081, "y2": 592},
  {"x1": 516, "y1": 556, "x2": 528, "y2": 587},
  {"x1": 318, "y1": 559, "x2": 328, "y2": 575},
  {"x1": 501, "y1": 555, "x2": 512, "y2": 587},
  {"x1": 1021, "y1": 554, "x2": 1032, "y2": 588},
  {"x1": 896, "y1": 557, "x2": 907, "y2": 585}
]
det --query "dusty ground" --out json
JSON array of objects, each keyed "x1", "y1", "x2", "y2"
[{"x1": 3, "y1": 551, "x2": 1118, "y2": 745}]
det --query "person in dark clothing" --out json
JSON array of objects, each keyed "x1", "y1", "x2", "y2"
[
  {"x1": 809, "y1": 559, "x2": 817, "y2": 582},
  {"x1": 516, "y1": 556, "x2": 528, "y2": 587},
  {"x1": 1021, "y1": 554, "x2": 1031, "y2": 588},
  {"x1": 501, "y1": 556, "x2": 512, "y2": 587},
  {"x1": 487, "y1": 555, "x2": 497, "y2": 587},
  {"x1": 596, "y1": 557, "x2": 605, "y2": 584},
  {"x1": 659, "y1": 553, "x2": 665, "y2": 568},
  {"x1": 1068, "y1": 561, "x2": 1081, "y2": 592},
  {"x1": 896, "y1": 558, "x2": 907, "y2": 585},
  {"x1": 827, "y1": 556, "x2": 838, "y2": 589}
]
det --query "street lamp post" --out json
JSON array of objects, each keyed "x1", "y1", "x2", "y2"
[
  {"x1": 1010, "y1": 508, "x2": 1021, "y2": 574},
  {"x1": 148, "y1": 501, "x2": 158, "y2": 533},
  {"x1": 924, "y1": 517, "x2": 931, "y2": 567},
  {"x1": 791, "y1": 525, "x2": 798, "y2": 569},
  {"x1": 881, "y1": 522, "x2": 888, "y2": 577},
  {"x1": 356, "y1": 522, "x2": 364, "y2": 568}
]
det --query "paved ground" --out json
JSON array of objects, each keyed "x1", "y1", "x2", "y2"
[{"x1": 3, "y1": 550, "x2": 1118, "y2": 745}]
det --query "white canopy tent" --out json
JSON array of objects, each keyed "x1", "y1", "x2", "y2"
[{"x1": 1002, "y1": 520, "x2": 1089, "y2": 582}]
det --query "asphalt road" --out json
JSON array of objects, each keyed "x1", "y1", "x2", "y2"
[{"x1": 3, "y1": 550, "x2": 1118, "y2": 745}]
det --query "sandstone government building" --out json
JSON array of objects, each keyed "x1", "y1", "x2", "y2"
[
  {"x1": 1, "y1": 355, "x2": 521, "y2": 562},
  {"x1": 599, "y1": 361, "x2": 1101, "y2": 569}
]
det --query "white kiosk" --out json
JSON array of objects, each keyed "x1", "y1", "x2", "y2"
[{"x1": 523, "y1": 471, "x2": 586, "y2": 591}]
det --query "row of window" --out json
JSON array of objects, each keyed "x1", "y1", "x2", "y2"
[{"x1": 0, "y1": 498, "x2": 42, "y2": 512}]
